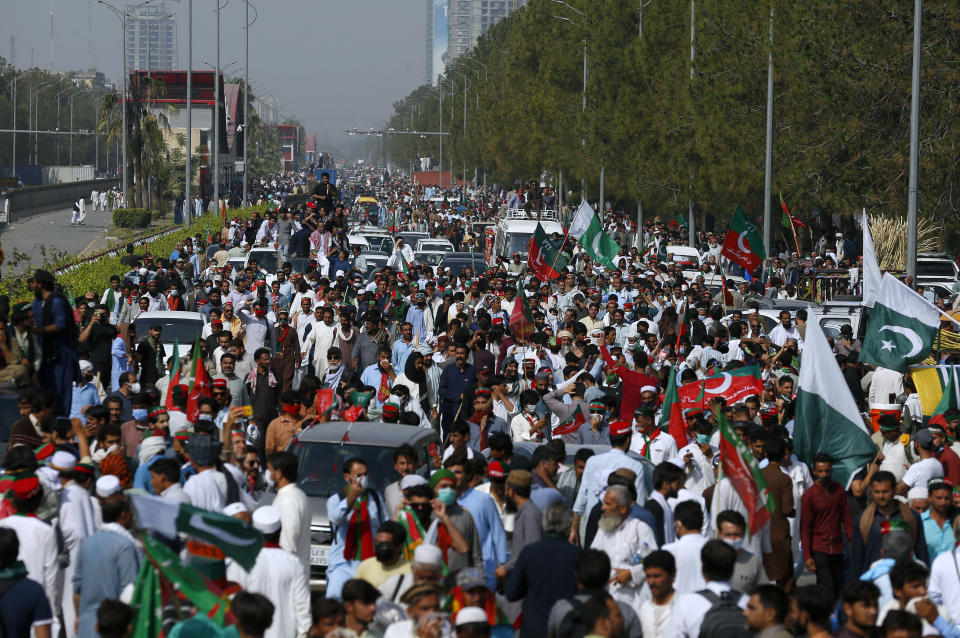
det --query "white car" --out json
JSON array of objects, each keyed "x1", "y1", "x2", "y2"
[
  {"x1": 132, "y1": 311, "x2": 207, "y2": 360},
  {"x1": 416, "y1": 238, "x2": 455, "y2": 253}
]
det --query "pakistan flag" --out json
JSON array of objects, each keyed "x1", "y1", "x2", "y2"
[{"x1": 861, "y1": 273, "x2": 941, "y2": 372}]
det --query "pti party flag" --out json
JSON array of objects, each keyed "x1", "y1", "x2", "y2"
[
  {"x1": 721, "y1": 206, "x2": 766, "y2": 272},
  {"x1": 929, "y1": 367, "x2": 960, "y2": 428},
  {"x1": 717, "y1": 410, "x2": 774, "y2": 535},
  {"x1": 399, "y1": 252, "x2": 411, "y2": 274},
  {"x1": 552, "y1": 404, "x2": 587, "y2": 436},
  {"x1": 186, "y1": 338, "x2": 211, "y2": 423},
  {"x1": 568, "y1": 200, "x2": 619, "y2": 269},
  {"x1": 670, "y1": 213, "x2": 688, "y2": 229},
  {"x1": 509, "y1": 279, "x2": 535, "y2": 341},
  {"x1": 860, "y1": 273, "x2": 940, "y2": 372},
  {"x1": 316, "y1": 388, "x2": 336, "y2": 420},
  {"x1": 528, "y1": 222, "x2": 569, "y2": 280},
  {"x1": 141, "y1": 535, "x2": 234, "y2": 626},
  {"x1": 164, "y1": 339, "x2": 181, "y2": 411},
  {"x1": 779, "y1": 193, "x2": 807, "y2": 229},
  {"x1": 130, "y1": 492, "x2": 264, "y2": 569},
  {"x1": 130, "y1": 559, "x2": 163, "y2": 638},
  {"x1": 794, "y1": 318, "x2": 876, "y2": 487},
  {"x1": 861, "y1": 209, "x2": 882, "y2": 308},
  {"x1": 658, "y1": 365, "x2": 688, "y2": 449},
  {"x1": 678, "y1": 364, "x2": 764, "y2": 411}
]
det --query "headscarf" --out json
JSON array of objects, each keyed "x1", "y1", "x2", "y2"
[{"x1": 404, "y1": 352, "x2": 428, "y2": 398}]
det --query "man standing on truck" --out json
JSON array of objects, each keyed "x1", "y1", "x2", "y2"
[{"x1": 312, "y1": 172, "x2": 338, "y2": 214}]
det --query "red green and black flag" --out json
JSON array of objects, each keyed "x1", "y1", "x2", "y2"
[
  {"x1": 509, "y1": 279, "x2": 536, "y2": 341},
  {"x1": 527, "y1": 222, "x2": 569, "y2": 280}
]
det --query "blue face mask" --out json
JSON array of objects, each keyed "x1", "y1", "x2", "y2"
[
  {"x1": 437, "y1": 487, "x2": 457, "y2": 506},
  {"x1": 696, "y1": 434, "x2": 712, "y2": 445},
  {"x1": 132, "y1": 408, "x2": 148, "y2": 421}
]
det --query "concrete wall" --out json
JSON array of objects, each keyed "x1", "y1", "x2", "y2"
[{"x1": 1, "y1": 178, "x2": 119, "y2": 223}]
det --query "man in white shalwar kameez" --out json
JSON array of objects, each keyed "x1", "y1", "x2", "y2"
[
  {"x1": 51, "y1": 451, "x2": 96, "y2": 638},
  {"x1": 589, "y1": 485, "x2": 657, "y2": 608},
  {"x1": 239, "y1": 506, "x2": 311, "y2": 638}
]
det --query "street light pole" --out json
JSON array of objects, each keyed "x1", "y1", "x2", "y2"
[
  {"x1": 185, "y1": 0, "x2": 192, "y2": 225},
  {"x1": 906, "y1": 0, "x2": 922, "y2": 283},
  {"x1": 762, "y1": 5, "x2": 774, "y2": 264},
  {"x1": 11, "y1": 71, "x2": 30, "y2": 181},
  {"x1": 243, "y1": 0, "x2": 256, "y2": 208},
  {"x1": 56, "y1": 83, "x2": 74, "y2": 167},
  {"x1": 30, "y1": 83, "x2": 52, "y2": 165},
  {"x1": 213, "y1": 0, "x2": 229, "y2": 221},
  {"x1": 688, "y1": 0, "x2": 695, "y2": 247}
]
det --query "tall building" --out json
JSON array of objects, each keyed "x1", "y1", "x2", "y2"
[
  {"x1": 425, "y1": 0, "x2": 449, "y2": 85},
  {"x1": 447, "y1": 0, "x2": 526, "y2": 61},
  {"x1": 125, "y1": 1, "x2": 178, "y2": 73}
]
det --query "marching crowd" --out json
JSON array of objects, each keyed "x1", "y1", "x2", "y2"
[{"x1": 3, "y1": 166, "x2": 960, "y2": 638}]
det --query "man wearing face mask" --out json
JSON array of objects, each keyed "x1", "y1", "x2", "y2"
[
  {"x1": 238, "y1": 298, "x2": 275, "y2": 354},
  {"x1": 354, "y1": 521, "x2": 412, "y2": 589},
  {"x1": 70, "y1": 360, "x2": 101, "y2": 424},
  {"x1": 800, "y1": 453, "x2": 852, "y2": 603},
  {"x1": 79, "y1": 304, "x2": 116, "y2": 389},
  {"x1": 326, "y1": 458, "x2": 386, "y2": 599},
  {"x1": 270, "y1": 308, "x2": 300, "y2": 392},
  {"x1": 629, "y1": 406, "x2": 678, "y2": 464}
]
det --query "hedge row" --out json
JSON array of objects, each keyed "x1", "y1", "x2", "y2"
[
  {"x1": 1, "y1": 204, "x2": 269, "y2": 303},
  {"x1": 112, "y1": 208, "x2": 153, "y2": 228}
]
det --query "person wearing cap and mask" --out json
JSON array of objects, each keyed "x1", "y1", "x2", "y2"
[
  {"x1": 73, "y1": 477, "x2": 140, "y2": 638},
  {"x1": 237, "y1": 506, "x2": 311, "y2": 638},
  {"x1": 69, "y1": 360, "x2": 101, "y2": 424},
  {"x1": 378, "y1": 543, "x2": 444, "y2": 605},
  {"x1": 629, "y1": 405, "x2": 678, "y2": 465},
  {"x1": 382, "y1": 582, "x2": 448, "y2": 638},
  {"x1": 182, "y1": 434, "x2": 229, "y2": 512}
]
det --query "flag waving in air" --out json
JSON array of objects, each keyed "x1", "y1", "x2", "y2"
[
  {"x1": 794, "y1": 317, "x2": 876, "y2": 487},
  {"x1": 186, "y1": 337, "x2": 211, "y2": 423},
  {"x1": 717, "y1": 409, "x2": 774, "y2": 534},
  {"x1": 528, "y1": 222, "x2": 569, "y2": 280},
  {"x1": 929, "y1": 367, "x2": 960, "y2": 429},
  {"x1": 552, "y1": 405, "x2": 587, "y2": 436},
  {"x1": 860, "y1": 273, "x2": 941, "y2": 372},
  {"x1": 509, "y1": 279, "x2": 535, "y2": 341},
  {"x1": 658, "y1": 365, "x2": 688, "y2": 449},
  {"x1": 721, "y1": 206, "x2": 766, "y2": 272},
  {"x1": 779, "y1": 193, "x2": 807, "y2": 229},
  {"x1": 568, "y1": 200, "x2": 620, "y2": 269},
  {"x1": 678, "y1": 364, "x2": 764, "y2": 410},
  {"x1": 164, "y1": 339, "x2": 181, "y2": 411}
]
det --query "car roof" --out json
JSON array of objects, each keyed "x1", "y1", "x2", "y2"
[
  {"x1": 134, "y1": 311, "x2": 205, "y2": 321},
  {"x1": 498, "y1": 220, "x2": 563, "y2": 233},
  {"x1": 443, "y1": 252, "x2": 486, "y2": 260},
  {"x1": 296, "y1": 421, "x2": 439, "y2": 446}
]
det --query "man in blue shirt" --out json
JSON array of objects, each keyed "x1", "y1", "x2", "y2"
[
  {"x1": 438, "y1": 343, "x2": 476, "y2": 438},
  {"x1": 391, "y1": 322, "x2": 415, "y2": 373},
  {"x1": 922, "y1": 478, "x2": 956, "y2": 561},
  {"x1": 69, "y1": 361, "x2": 101, "y2": 423},
  {"x1": 446, "y1": 452, "x2": 509, "y2": 590}
]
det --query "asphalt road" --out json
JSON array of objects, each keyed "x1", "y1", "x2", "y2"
[{"x1": 1, "y1": 203, "x2": 119, "y2": 277}]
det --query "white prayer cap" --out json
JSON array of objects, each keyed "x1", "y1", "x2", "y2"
[
  {"x1": 96, "y1": 475, "x2": 122, "y2": 498},
  {"x1": 223, "y1": 502, "x2": 249, "y2": 517},
  {"x1": 907, "y1": 486, "x2": 928, "y2": 502},
  {"x1": 49, "y1": 450, "x2": 77, "y2": 473},
  {"x1": 400, "y1": 474, "x2": 428, "y2": 490},
  {"x1": 252, "y1": 505, "x2": 282, "y2": 534},
  {"x1": 78, "y1": 360, "x2": 94, "y2": 373},
  {"x1": 456, "y1": 607, "x2": 488, "y2": 627},
  {"x1": 413, "y1": 543, "x2": 443, "y2": 567},
  {"x1": 640, "y1": 385, "x2": 658, "y2": 394},
  {"x1": 335, "y1": 270, "x2": 345, "y2": 279}
]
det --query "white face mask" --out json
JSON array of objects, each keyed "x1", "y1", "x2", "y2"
[
  {"x1": 723, "y1": 537, "x2": 744, "y2": 551},
  {"x1": 356, "y1": 475, "x2": 369, "y2": 490},
  {"x1": 129, "y1": 382, "x2": 141, "y2": 393},
  {"x1": 524, "y1": 405, "x2": 537, "y2": 414},
  {"x1": 263, "y1": 469, "x2": 275, "y2": 488}
]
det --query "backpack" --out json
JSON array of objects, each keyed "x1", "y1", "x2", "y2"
[
  {"x1": 697, "y1": 589, "x2": 751, "y2": 638},
  {"x1": 556, "y1": 597, "x2": 587, "y2": 638}
]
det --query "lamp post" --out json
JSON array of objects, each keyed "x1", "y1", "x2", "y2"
[
  {"x1": 243, "y1": 0, "x2": 258, "y2": 208},
  {"x1": 97, "y1": 0, "x2": 152, "y2": 209},
  {"x1": 29, "y1": 83, "x2": 52, "y2": 165},
  {"x1": 906, "y1": 0, "x2": 922, "y2": 283},
  {"x1": 68, "y1": 89, "x2": 87, "y2": 178},
  {"x1": 453, "y1": 69, "x2": 469, "y2": 186},
  {"x1": 553, "y1": 8, "x2": 588, "y2": 200},
  {"x1": 56, "y1": 83, "x2": 75, "y2": 167},
  {"x1": 186, "y1": 0, "x2": 192, "y2": 224},
  {"x1": 10, "y1": 71, "x2": 31, "y2": 180},
  {"x1": 762, "y1": 5, "x2": 774, "y2": 265}
]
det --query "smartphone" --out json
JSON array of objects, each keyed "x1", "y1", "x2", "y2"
[{"x1": 241, "y1": 405, "x2": 253, "y2": 417}]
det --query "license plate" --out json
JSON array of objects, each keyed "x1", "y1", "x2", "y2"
[{"x1": 310, "y1": 547, "x2": 328, "y2": 566}]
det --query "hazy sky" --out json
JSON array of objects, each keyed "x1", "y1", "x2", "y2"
[{"x1": 2, "y1": 0, "x2": 426, "y2": 154}]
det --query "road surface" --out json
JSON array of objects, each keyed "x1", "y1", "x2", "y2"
[{"x1": 1, "y1": 203, "x2": 120, "y2": 277}]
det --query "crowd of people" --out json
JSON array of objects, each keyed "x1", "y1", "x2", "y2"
[{"x1": 2, "y1": 164, "x2": 960, "y2": 638}]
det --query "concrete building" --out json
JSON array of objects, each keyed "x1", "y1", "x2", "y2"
[
  {"x1": 447, "y1": 0, "x2": 525, "y2": 61},
  {"x1": 125, "y1": 1, "x2": 178, "y2": 73}
]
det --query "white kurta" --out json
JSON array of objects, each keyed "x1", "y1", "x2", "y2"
[
  {"x1": 629, "y1": 429, "x2": 678, "y2": 465},
  {"x1": 240, "y1": 547, "x2": 311, "y2": 638},
  {"x1": 0, "y1": 515, "x2": 61, "y2": 625},
  {"x1": 590, "y1": 517, "x2": 658, "y2": 607},
  {"x1": 183, "y1": 469, "x2": 227, "y2": 512},
  {"x1": 60, "y1": 481, "x2": 97, "y2": 638},
  {"x1": 273, "y1": 483, "x2": 312, "y2": 580},
  {"x1": 662, "y1": 533, "x2": 709, "y2": 594}
]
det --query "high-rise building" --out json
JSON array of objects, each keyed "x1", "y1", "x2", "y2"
[
  {"x1": 447, "y1": 0, "x2": 526, "y2": 60},
  {"x1": 125, "y1": 1, "x2": 178, "y2": 73},
  {"x1": 426, "y1": 0, "x2": 449, "y2": 85}
]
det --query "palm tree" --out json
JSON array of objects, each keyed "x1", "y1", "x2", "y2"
[{"x1": 98, "y1": 75, "x2": 172, "y2": 210}]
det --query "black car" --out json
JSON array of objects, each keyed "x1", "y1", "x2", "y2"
[{"x1": 439, "y1": 252, "x2": 488, "y2": 277}]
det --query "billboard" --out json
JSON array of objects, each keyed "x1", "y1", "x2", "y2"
[{"x1": 432, "y1": 0, "x2": 449, "y2": 84}]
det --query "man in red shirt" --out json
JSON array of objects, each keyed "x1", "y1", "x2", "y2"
[
  {"x1": 801, "y1": 452, "x2": 853, "y2": 603},
  {"x1": 929, "y1": 424, "x2": 960, "y2": 486}
]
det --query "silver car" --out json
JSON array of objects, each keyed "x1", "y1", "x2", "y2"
[{"x1": 287, "y1": 422, "x2": 441, "y2": 588}]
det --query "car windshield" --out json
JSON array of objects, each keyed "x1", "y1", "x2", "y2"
[
  {"x1": 292, "y1": 441, "x2": 400, "y2": 497},
  {"x1": 250, "y1": 252, "x2": 278, "y2": 274},
  {"x1": 134, "y1": 318, "x2": 204, "y2": 344},
  {"x1": 442, "y1": 256, "x2": 485, "y2": 276},
  {"x1": 289, "y1": 258, "x2": 312, "y2": 274},
  {"x1": 416, "y1": 253, "x2": 446, "y2": 266},
  {"x1": 363, "y1": 236, "x2": 393, "y2": 252},
  {"x1": 420, "y1": 242, "x2": 453, "y2": 253},
  {"x1": 507, "y1": 233, "x2": 532, "y2": 255}
]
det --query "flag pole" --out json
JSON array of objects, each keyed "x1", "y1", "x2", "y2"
[{"x1": 545, "y1": 225, "x2": 571, "y2": 277}]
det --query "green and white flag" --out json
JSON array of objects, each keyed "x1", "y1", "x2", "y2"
[
  {"x1": 794, "y1": 318, "x2": 876, "y2": 487},
  {"x1": 568, "y1": 199, "x2": 619, "y2": 269},
  {"x1": 860, "y1": 272, "x2": 940, "y2": 372},
  {"x1": 130, "y1": 491, "x2": 264, "y2": 569}
]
